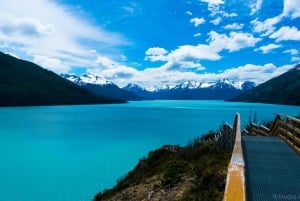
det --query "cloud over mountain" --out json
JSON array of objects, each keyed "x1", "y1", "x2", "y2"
[{"x1": 0, "y1": 0, "x2": 299, "y2": 87}]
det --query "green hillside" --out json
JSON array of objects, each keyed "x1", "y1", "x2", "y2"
[
  {"x1": 229, "y1": 64, "x2": 300, "y2": 106},
  {"x1": 94, "y1": 133, "x2": 230, "y2": 201},
  {"x1": 0, "y1": 52, "x2": 124, "y2": 106}
]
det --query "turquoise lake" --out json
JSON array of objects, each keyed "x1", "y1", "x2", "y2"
[{"x1": 0, "y1": 100, "x2": 299, "y2": 201}]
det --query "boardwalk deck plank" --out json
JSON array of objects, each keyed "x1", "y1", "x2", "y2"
[{"x1": 242, "y1": 136, "x2": 300, "y2": 201}]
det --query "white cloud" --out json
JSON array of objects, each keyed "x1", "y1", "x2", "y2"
[
  {"x1": 144, "y1": 44, "x2": 220, "y2": 76},
  {"x1": 186, "y1": 11, "x2": 193, "y2": 16},
  {"x1": 250, "y1": 0, "x2": 300, "y2": 37},
  {"x1": 219, "y1": 63, "x2": 292, "y2": 84},
  {"x1": 255, "y1": 44, "x2": 282, "y2": 54},
  {"x1": 249, "y1": 0, "x2": 263, "y2": 15},
  {"x1": 142, "y1": 31, "x2": 261, "y2": 83},
  {"x1": 284, "y1": 49, "x2": 299, "y2": 55},
  {"x1": 145, "y1": 47, "x2": 168, "y2": 62},
  {"x1": 126, "y1": 63, "x2": 292, "y2": 87},
  {"x1": 141, "y1": 68, "x2": 204, "y2": 86},
  {"x1": 144, "y1": 44, "x2": 220, "y2": 69},
  {"x1": 194, "y1": 33, "x2": 202, "y2": 37},
  {"x1": 210, "y1": 17, "x2": 222, "y2": 25},
  {"x1": 200, "y1": 0, "x2": 224, "y2": 16},
  {"x1": 165, "y1": 44, "x2": 221, "y2": 62},
  {"x1": 138, "y1": 30, "x2": 262, "y2": 86},
  {"x1": 251, "y1": 16, "x2": 282, "y2": 36},
  {"x1": 269, "y1": 26, "x2": 300, "y2": 41},
  {"x1": 200, "y1": 0, "x2": 224, "y2": 5},
  {"x1": 283, "y1": 0, "x2": 300, "y2": 18},
  {"x1": 95, "y1": 56, "x2": 119, "y2": 69},
  {"x1": 222, "y1": 12, "x2": 238, "y2": 17},
  {"x1": 162, "y1": 61, "x2": 205, "y2": 72},
  {"x1": 208, "y1": 31, "x2": 261, "y2": 52},
  {"x1": 0, "y1": 0, "x2": 129, "y2": 73},
  {"x1": 87, "y1": 57, "x2": 204, "y2": 87},
  {"x1": 145, "y1": 47, "x2": 168, "y2": 56},
  {"x1": 190, "y1": 17, "x2": 206, "y2": 27},
  {"x1": 284, "y1": 49, "x2": 300, "y2": 62},
  {"x1": 199, "y1": 0, "x2": 237, "y2": 18},
  {"x1": 33, "y1": 55, "x2": 70, "y2": 73},
  {"x1": 85, "y1": 50, "x2": 293, "y2": 87},
  {"x1": 224, "y1": 23, "x2": 244, "y2": 30},
  {"x1": 0, "y1": 16, "x2": 54, "y2": 37},
  {"x1": 86, "y1": 56, "x2": 140, "y2": 87}
]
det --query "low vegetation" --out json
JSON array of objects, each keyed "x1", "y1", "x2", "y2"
[{"x1": 94, "y1": 131, "x2": 231, "y2": 201}]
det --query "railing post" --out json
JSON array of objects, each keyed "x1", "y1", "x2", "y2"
[
  {"x1": 285, "y1": 117, "x2": 288, "y2": 143},
  {"x1": 292, "y1": 119, "x2": 295, "y2": 149}
]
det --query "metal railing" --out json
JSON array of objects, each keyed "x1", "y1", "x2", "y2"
[
  {"x1": 249, "y1": 114, "x2": 300, "y2": 154},
  {"x1": 223, "y1": 113, "x2": 246, "y2": 201}
]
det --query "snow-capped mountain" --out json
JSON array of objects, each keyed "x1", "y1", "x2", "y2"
[
  {"x1": 124, "y1": 79, "x2": 256, "y2": 100},
  {"x1": 61, "y1": 73, "x2": 113, "y2": 85},
  {"x1": 125, "y1": 79, "x2": 255, "y2": 92},
  {"x1": 61, "y1": 74, "x2": 144, "y2": 101},
  {"x1": 61, "y1": 73, "x2": 256, "y2": 100}
]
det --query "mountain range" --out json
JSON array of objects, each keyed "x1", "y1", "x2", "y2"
[
  {"x1": 1, "y1": 50, "x2": 299, "y2": 106},
  {"x1": 124, "y1": 80, "x2": 256, "y2": 100},
  {"x1": 61, "y1": 73, "x2": 143, "y2": 101},
  {"x1": 229, "y1": 64, "x2": 300, "y2": 106},
  {"x1": 0, "y1": 52, "x2": 123, "y2": 106},
  {"x1": 62, "y1": 73, "x2": 256, "y2": 101}
]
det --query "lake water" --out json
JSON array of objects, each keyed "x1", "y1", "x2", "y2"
[{"x1": 0, "y1": 100, "x2": 299, "y2": 201}]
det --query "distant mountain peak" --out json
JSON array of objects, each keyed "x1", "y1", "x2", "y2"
[
  {"x1": 61, "y1": 75, "x2": 144, "y2": 101},
  {"x1": 61, "y1": 73, "x2": 113, "y2": 85},
  {"x1": 82, "y1": 73, "x2": 113, "y2": 85},
  {"x1": 123, "y1": 79, "x2": 256, "y2": 100},
  {"x1": 125, "y1": 79, "x2": 255, "y2": 92},
  {"x1": 123, "y1": 83, "x2": 147, "y2": 93}
]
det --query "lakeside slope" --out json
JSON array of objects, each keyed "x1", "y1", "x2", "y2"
[
  {"x1": 94, "y1": 133, "x2": 230, "y2": 201},
  {"x1": 0, "y1": 52, "x2": 124, "y2": 106},
  {"x1": 229, "y1": 64, "x2": 300, "y2": 106}
]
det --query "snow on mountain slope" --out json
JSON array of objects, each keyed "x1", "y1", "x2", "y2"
[
  {"x1": 145, "y1": 84, "x2": 176, "y2": 92},
  {"x1": 61, "y1": 73, "x2": 113, "y2": 85},
  {"x1": 139, "y1": 79, "x2": 254, "y2": 92},
  {"x1": 61, "y1": 73, "x2": 256, "y2": 100},
  {"x1": 61, "y1": 73, "x2": 144, "y2": 101},
  {"x1": 62, "y1": 73, "x2": 255, "y2": 92},
  {"x1": 200, "y1": 82, "x2": 215, "y2": 88}
]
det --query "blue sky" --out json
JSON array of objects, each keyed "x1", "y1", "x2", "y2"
[{"x1": 1, "y1": 0, "x2": 300, "y2": 86}]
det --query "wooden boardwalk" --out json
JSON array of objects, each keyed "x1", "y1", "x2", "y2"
[
  {"x1": 242, "y1": 136, "x2": 300, "y2": 201},
  {"x1": 223, "y1": 113, "x2": 300, "y2": 201}
]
